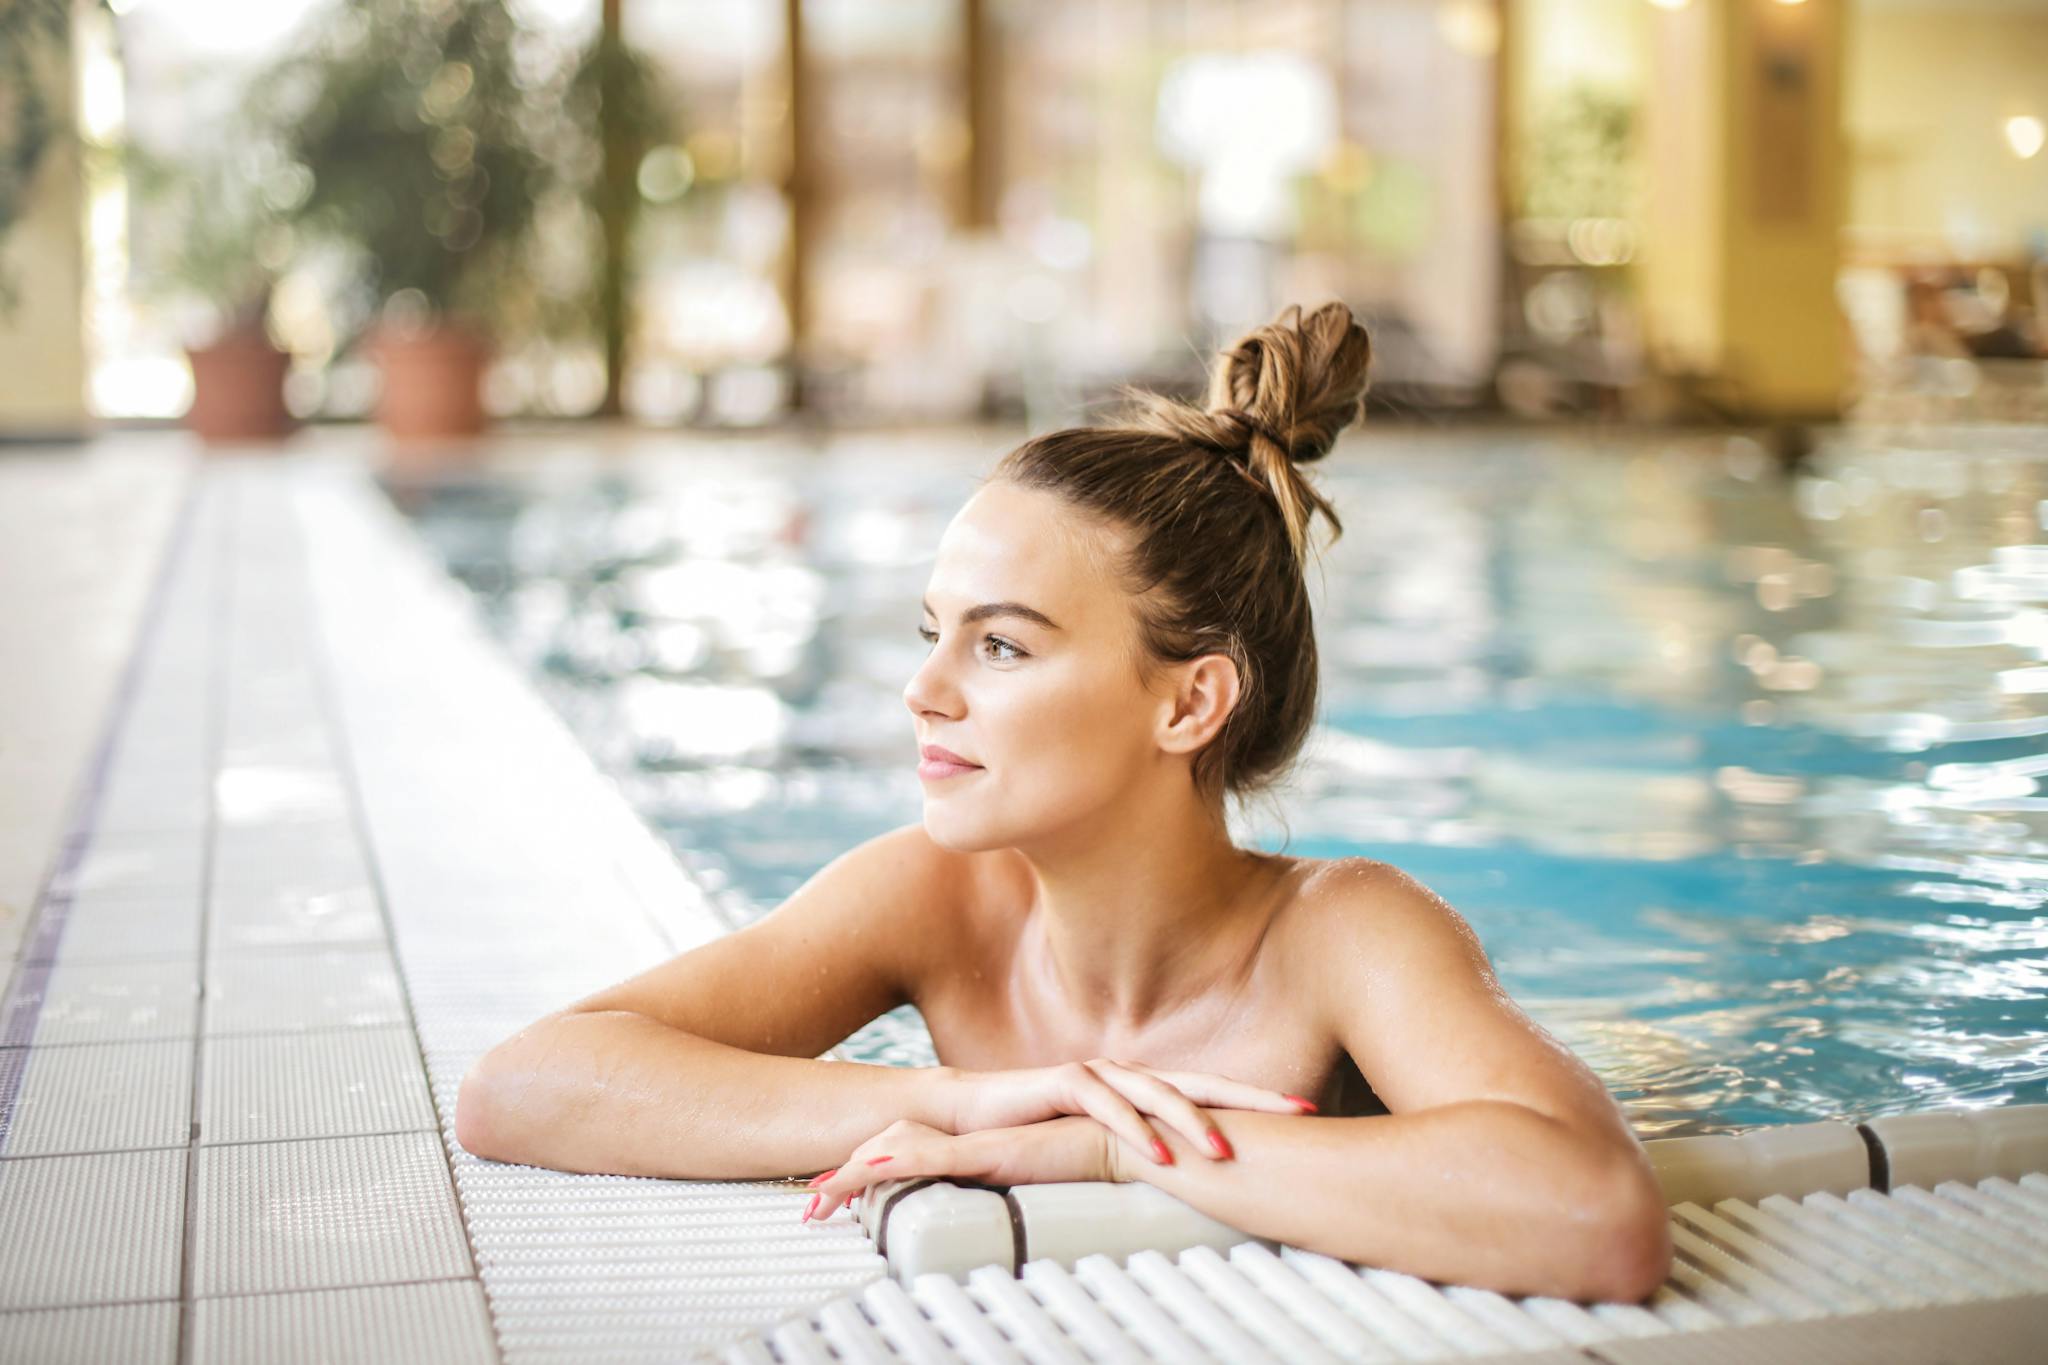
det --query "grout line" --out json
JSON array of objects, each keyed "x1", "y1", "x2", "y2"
[
  {"x1": 295, "y1": 467, "x2": 509, "y2": 1365},
  {"x1": 0, "y1": 1020, "x2": 472, "y2": 1051},
  {"x1": 0, "y1": 1273, "x2": 482, "y2": 1317},
  {"x1": 175, "y1": 473, "x2": 231, "y2": 1365},
  {"x1": 0, "y1": 1126, "x2": 446, "y2": 1165},
  {"x1": 193, "y1": 1124, "x2": 443, "y2": 1151}
]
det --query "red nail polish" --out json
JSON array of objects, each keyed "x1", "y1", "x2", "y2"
[
  {"x1": 808, "y1": 1167, "x2": 839, "y2": 1187},
  {"x1": 865, "y1": 1155, "x2": 895, "y2": 1166},
  {"x1": 1284, "y1": 1094, "x2": 1319, "y2": 1113},
  {"x1": 802, "y1": 1193, "x2": 819, "y2": 1223},
  {"x1": 1207, "y1": 1129, "x2": 1234, "y2": 1159},
  {"x1": 1152, "y1": 1138, "x2": 1173, "y2": 1165}
]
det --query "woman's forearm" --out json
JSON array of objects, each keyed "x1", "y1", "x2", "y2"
[
  {"x1": 454, "y1": 1009, "x2": 961, "y2": 1179},
  {"x1": 1121, "y1": 1100, "x2": 1672, "y2": 1303}
]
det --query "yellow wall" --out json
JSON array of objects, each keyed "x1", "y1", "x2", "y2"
[
  {"x1": 1846, "y1": 1, "x2": 2048, "y2": 260},
  {"x1": 1718, "y1": 0, "x2": 1847, "y2": 415},
  {"x1": 1508, "y1": 0, "x2": 1846, "y2": 416},
  {"x1": 0, "y1": 23, "x2": 87, "y2": 435},
  {"x1": 1638, "y1": 0, "x2": 1725, "y2": 375}
]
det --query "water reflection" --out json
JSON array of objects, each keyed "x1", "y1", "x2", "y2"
[{"x1": 388, "y1": 422, "x2": 2048, "y2": 1136}]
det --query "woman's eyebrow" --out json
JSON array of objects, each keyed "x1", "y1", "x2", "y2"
[{"x1": 920, "y1": 597, "x2": 1064, "y2": 631}]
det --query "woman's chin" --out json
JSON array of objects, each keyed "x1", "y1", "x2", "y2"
[{"x1": 921, "y1": 808, "x2": 1002, "y2": 854}]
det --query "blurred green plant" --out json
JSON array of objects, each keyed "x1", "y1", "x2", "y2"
[
  {"x1": 0, "y1": 0, "x2": 112, "y2": 320},
  {"x1": 241, "y1": 0, "x2": 554, "y2": 351},
  {"x1": 1519, "y1": 84, "x2": 1638, "y2": 223},
  {"x1": 558, "y1": 16, "x2": 683, "y2": 414},
  {"x1": 117, "y1": 133, "x2": 298, "y2": 342},
  {"x1": 228, "y1": 0, "x2": 683, "y2": 407}
]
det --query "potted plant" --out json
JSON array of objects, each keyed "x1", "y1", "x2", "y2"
[
  {"x1": 245, "y1": 0, "x2": 553, "y2": 443},
  {"x1": 122, "y1": 137, "x2": 301, "y2": 444}
]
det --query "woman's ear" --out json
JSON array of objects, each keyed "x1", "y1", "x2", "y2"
[{"x1": 1155, "y1": 652, "x2": 1241, "y2": 756}]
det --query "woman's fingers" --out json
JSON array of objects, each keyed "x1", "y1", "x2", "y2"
[
  {"x1": 1084, "y1": 1059, "x2": 1232, "y2": 1158},
  {"x1": 1126, "y1": 1063, "x2": 1318, "y2": 1115},
  {"x1": 1058, "y1": 1064, "x2": 1174, "y2": 1166},
  {"x1": 807, "y1": 1152, "x2": 898, "y2": 1222},
  {"x1": 804, "y1": 1125, "x2": 938, "y2": 1223}
]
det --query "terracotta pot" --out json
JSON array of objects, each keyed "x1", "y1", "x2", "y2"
[
  {"x1": 183, "y1": 331, "x2": 297, "y2": 445},
  {"x1": 366, "y1": 322, "x2": 492, "y2": 442}
]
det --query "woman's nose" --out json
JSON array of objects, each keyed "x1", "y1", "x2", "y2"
[{"x1": 903, "y1": 650, "x2": 956, "y2": 719}]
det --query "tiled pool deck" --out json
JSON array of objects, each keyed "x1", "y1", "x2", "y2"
[
  {"x1": 3, "y1": 431, "x2": 2045, "y2": 1364},
  {"x1": 1, "y1": 438, "x2": 884, "y2": 1363}
]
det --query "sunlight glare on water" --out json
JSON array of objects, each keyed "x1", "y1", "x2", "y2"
[{"x1": 388, "y1": 423, "x2": 2048, "y2": 1137}]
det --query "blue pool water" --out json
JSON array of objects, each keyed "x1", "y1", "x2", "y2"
[{"x1": 386, "y1": 423, "x2": 2048, "y2": 1138}]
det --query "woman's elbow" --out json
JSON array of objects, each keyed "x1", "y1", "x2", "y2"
[
  {"x1": 454, "y1": 1058, "x2": 512, "y2": 1161},
  {"x1": 1585, "y1": 1165, "x2": 1674, "y2": 1303}
]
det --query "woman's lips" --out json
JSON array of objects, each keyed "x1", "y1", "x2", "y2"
[{"x1": 917, "y1": 754, "x2": 983, "y2": 780}]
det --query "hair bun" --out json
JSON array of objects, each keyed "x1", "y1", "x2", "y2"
[
  {"x1": 1111, "y1": 300, "x2": 1368, "y2": 565},
  {"x1": 1210, "y1": 406, "x2": 1286, "y2": 453},
  {"x1": 1205, "y1": 301, "x2": 1372, "y2": 465}
]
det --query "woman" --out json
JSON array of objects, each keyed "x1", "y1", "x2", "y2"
[{"x1": 455, "y1": 302, "x2": 1673, "y2": 1303}]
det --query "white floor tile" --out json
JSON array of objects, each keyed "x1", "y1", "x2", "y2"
[
  {"x1": 189, "y1": 1279, "x2": 493, "y2": 1365},
  {"x1": 0, "y1": 1040, "x2": 191, "y2": 1157},
  {"x1": 193, "y1": 1132, "x2": 472, "y2": 1296},
  {"x1": 210, "y1": 821, "x2": 367, "y2": 889},
  {"x1": 0, "y1": 1301, "x2": 178, "y2": 1365},
  {"x1": 51, "y1": 834, "x2": 204, "y2": 899},
  {"x1": 203, "y1": 945, "x2": 406, "y2": 1036},
  {"x1": 2, "y1": 960, "x2": 199, "y2": 1046},
  {"x1": 212, "y1": 766, "x2": 351, "y2": 828},
  {"x1": 0, "y1": 1149, "x2": 186, "y2": 1309},
  {"x1": 33, "y1": 894, "x2": 201, "y2": 965},
  {"x1": 206, "y1": 883, "x2": 385, "y2": 952},
  {"x1": 199, "y1": 1027, "x2": 433, "y2": 1144}
]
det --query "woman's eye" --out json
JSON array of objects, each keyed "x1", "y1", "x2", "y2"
[{"x1": 917, "y1": 626, "x2": 1023, "y2": 662}]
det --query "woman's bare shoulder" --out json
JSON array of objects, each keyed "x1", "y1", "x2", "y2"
[{"x1": 1266, "y1": 854, "x2": 1455, "y2": 978}]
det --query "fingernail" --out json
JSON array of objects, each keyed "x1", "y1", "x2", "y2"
[
  {"x1": 808, "y1": 1168, "x2": 839, "y2": 1187},
  {"x1": 802, "y1": 1193, "x2": 820, "y2": 1223},
  {"x1": 865, "y1": 1155, "x2": 895, "y2": 1166},
  {"x1": 1206, "y1": 1129, "x2": 1234, "y2": 1159},
  {"x1": 1152, "y1": 1138, "x2": 1174, "y2": 1165},
  {"x1": 1285, "y1": 1094, "x2": 1319, "y2": 1113}
]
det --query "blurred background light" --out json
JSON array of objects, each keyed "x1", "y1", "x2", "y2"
[{"x1": 2007, "y1": 115, "x2": 2045, "y2": 161}]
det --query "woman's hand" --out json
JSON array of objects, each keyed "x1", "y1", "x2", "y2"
[
  {"x1": 945, "y1": 1058, "x2": 1316, "y2": 1171},
  {"x1": 800, "y1": 1115, "x2": 1125, "y2": 1224}
]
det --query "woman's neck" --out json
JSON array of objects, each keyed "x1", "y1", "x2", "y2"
[{"x1": 1009, "y1": 807, "x2": 1291, "y2": 1037}]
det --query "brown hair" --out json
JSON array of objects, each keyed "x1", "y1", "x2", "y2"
[{"x1": 990, "y1": 300, "x2": 1372, "y2": 808}]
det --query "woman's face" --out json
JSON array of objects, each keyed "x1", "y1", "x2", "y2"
[{"x1": 903, "y1": 481, "x2": 1164, "y2": 852}]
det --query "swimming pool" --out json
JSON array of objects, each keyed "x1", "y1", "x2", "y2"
[{"x1": 385, "y1": 422, "x2": 2048, "y2": 1139}]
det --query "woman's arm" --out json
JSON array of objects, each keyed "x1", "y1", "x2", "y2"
[
  {"x1": 456, "y1": 1009, "x2": 964, "y2": 1178},
  {"x1": 1113, "y1": 1102, "x2": 1668, "y2": 1303},
  {"x1": 1210, "y1": 858, "x2": 1673, "y2": 1301},
  {"x1": 804, "y1": 1096, "x2": 1666, "y2": 1302},
  {"x1": 457, "y1": 823, "x2": 969, "y2": 1177}
]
